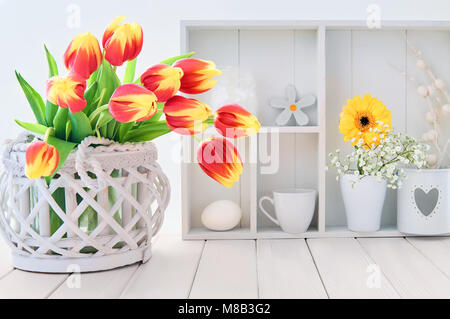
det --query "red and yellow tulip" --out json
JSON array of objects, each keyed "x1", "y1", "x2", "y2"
[
  {"x1": 197, "y1": 138, "x2": 243, "y2": 188},
  {"x1": 163, "y1": 95, "x2": 212, "y2": 135},
  {"x1": 102, "y1": 16, "x2": 143, "y2": 66},
  {"x1": 141, "y1": 64, "x2": 183, "y2": 102},
  {"x1": 64, "y1": 32, "x2": 102, "y2": 80},
  {"x1": 214, "y1": 104, "x2": 261, "y2": 138},
  {"x1": 46, "y1": 74, "x2": 87, "y2": 112},
  {"x1": 109, "y1": 84, "x2": 157, "y2": 123},
  {"x1": 25, "y1": 141, "x2": 59, "y2": 179},
  {"x1": 173, "y1": 58, "x2": 221, "y2": 94}
]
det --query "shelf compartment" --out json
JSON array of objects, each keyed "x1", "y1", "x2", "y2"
[
  {"x1": 256, "y1": 131, "x2": 320, "y2": 231},
  {"x1": 181, "y1": 128, "x2": 257, "y2": 239}
]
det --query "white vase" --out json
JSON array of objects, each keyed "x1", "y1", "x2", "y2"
[{"x1": 340, "y1": 174, "x2": 387, "y2": 232}]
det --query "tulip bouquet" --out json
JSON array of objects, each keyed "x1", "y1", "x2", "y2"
[{"x1": 15, "y1": 16, "x2": 260, "y2": 188}]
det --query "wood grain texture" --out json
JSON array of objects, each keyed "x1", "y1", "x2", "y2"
[
  {"x1": 359, "y1": 238, "x2": 450, "y2": 298},
  {"x1": 121, "y1": 236, "x2": 204, "y2": 299},
  {"x1": 0, "y1": 239, "x2": 12, "y2": 279},
  {"x1": 257, "y1": 239, "x2": 327, "y2": 298},
  {"x1": 0, "y1": 270, "x2": 67, "y2": 299},
  {"x1": 49, "y1": 264, "x2": 139, "y2": 299},
  {"x1": 407, "y1": 237, "x2": 450, "y2": 278},
  {"x1": 307, "y1": 238, "x2": 399, "y2": 298},
  {"x1": 189, "y1": 240, "x2": 258, "y2": 299}
]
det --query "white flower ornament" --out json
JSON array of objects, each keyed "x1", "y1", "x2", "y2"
[{"x1": 270, "y1": 85, "x2": 316, "y2": 126}]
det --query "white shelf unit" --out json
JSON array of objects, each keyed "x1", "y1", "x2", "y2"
[{"x1": 180, "y1": 20, "x2": 450, "y2": 240}]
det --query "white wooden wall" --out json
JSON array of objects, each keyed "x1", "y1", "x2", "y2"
[{"x1": 182, "y1": 23, "x2": 450, "y2": 238}]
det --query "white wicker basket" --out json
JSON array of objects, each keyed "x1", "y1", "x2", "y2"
[{"x1": 0, "y1": 133, "x2": 170, "y2": 273}]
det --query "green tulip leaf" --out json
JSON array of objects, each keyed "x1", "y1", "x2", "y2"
[
  {"x1": 69, "y1": 111, "x2": 93, "y2": 143},
  {"x1": 44, "y1": 44, "x2": 58, "y2": 77},
  {"x1": 83, "y1": 82, "x2": 98, "y2": 115},
  {"x1": 95, "y1": 110, "x2": 114, "y2": 129},
  {"x1": 15, "y1": 71, "x2": 46, "y2": 125},
  {"x1": 14, "y1": 120, "x2": 48, "y2": 135},
  {"x1": 124, "y1": 120, "x2": 171, "y2": 142},
  {"x1": 118, "y1": 122, "x2": 135, "y2": 143},
  {"x1": 160, "y1": 51, "x2": 195, "y2": 65},
  {"x1": 45, "y1": 101, "x2": 58, "y2": 127},
  {"x1": 88, "y1": 104, "x2": 109, "y2": 124},
  {"x1": 53, "y1": 107, "x2": 68, "y2": 140},
  {"x1": 87, "y1": 67, "x2": 100, "y2": 88},
  {"x1": 106, "y1": 120, "x2": 117, "y2": 140},
  {"x1": 96, "y1": 59, "x2": 121, "y2": 106},
  {"x1": 45, "y1": 136, "x2": 77, "y2": 182}
]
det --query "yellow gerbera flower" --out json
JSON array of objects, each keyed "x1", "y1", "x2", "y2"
[{"x1": 339, "y1": 94, "x2": 392, "y2": 147}]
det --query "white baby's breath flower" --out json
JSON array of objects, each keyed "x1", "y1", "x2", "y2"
[{"x1": 327, "y1": 129, "x2": 427, "y2": 189}]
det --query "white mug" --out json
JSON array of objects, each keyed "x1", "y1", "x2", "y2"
[{"x1": 259, "y1": 188, "x2": 317, "y2": 234}]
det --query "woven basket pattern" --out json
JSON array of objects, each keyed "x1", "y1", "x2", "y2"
[{"x1": 0, "y1": 134, "x2": 170, "y2": 261}]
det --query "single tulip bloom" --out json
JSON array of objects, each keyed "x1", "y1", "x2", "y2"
[
  {"x1": 46, "y1": 74, "x2": 87, "y2": 112},
  {"x1": 215, "y1": 104, "x2": 261, "y2": 138},
  {"x1": 141, "y1": 64, "x2": 183, "y2": 102},
  {"x1": 109, "y1": 84, "x2": 157, "y2": 123},
  {"x1": 164, "y1": 95, "x2": 212, "y2": 135},
  {"x1": 173, "y1": 58, "x2": 221, "y2": 94},
  {"x1": 25, "y1": 141, "x2": 59, "y2": 179},
  {"x1": 102, "y1": 15, "x2": 143, "y2": 66},
  {"x1": 197, "y1": 138, "x2": 243, "y2": 188},
  {"x1": 64, "y1": 32, "x2": 102, "y2": 79}
]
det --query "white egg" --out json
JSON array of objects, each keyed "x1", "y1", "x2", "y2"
[{"x1": 201, "y1": 200, "x2": 242, "y2": 231}]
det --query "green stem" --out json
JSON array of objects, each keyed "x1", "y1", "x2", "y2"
[
  {"x1": 88, "y1": 104, "x2": 109, "y2": 124},
  {"x1": 43, "y1": 127, "x2": 54, "y2": 142},
  {"x1": 123, "y1": 58, "x2": 137, "y2": 84}
]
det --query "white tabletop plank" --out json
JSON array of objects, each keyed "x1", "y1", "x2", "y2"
[
  {"x1": 49, "y1": 264, "x2": 139, "y2": 299},
  {"x1": 307, "y1": 238, "x2": 399, "y2": 299},
  {"x1": 121, "y1": 236, "x2": 204, "y2": 299},
  {"x1": 0, "y1": 239, "x2": 12, "y2": 279},
  {"x1": 406, "y1": 237, "x2": 450, "y2": 278},
  {"x1": 0, "y1": 270, "x2": 67, "y2": 299},
  {"x1": 359, "y1": 238, "x2": 450, "y2": 298},
  {"x1": 257, "y1": 239, "x2": 327, "y2": 299},
  {"x1": 189, "y1": 240, "x2": 258, "y2": 299}
]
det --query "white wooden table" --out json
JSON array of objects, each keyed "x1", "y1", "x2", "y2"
[{"x1": 0, "y1": 235, "x2": 449, "y2": 299}]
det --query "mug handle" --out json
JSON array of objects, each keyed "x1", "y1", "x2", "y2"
[{"x1": 258, "y1": 196, "x2": 279, "y2": 226}]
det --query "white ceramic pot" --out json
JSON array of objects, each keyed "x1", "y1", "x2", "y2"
[
  {"x1": 397, "y1": 168, "x2": 450, "y2": 235},
  {"x1": 340, "y1": 174, "x2": 387, "y2": 232}
]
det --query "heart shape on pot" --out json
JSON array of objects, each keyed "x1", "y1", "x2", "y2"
[{"x1": 414, "y1": 188, "x2": 439, "y2": 216}]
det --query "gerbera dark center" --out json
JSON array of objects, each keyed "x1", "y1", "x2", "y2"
[{"x1": 360, "y1": 116, "x2": 370, "y2": 126}]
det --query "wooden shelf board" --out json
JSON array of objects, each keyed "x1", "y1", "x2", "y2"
[
  {"x1": 184, "y1": 224, "x2": 450, "y2": 240},
  {"x1": 324, "y1": 225, "x2": 405, "y2": 238},
  {"x1": 257, "y1": 226, "x2": 319, "y2": 238},
  {"x1": 184, "y1": 227, "x2": 254, "y2": 240}
]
